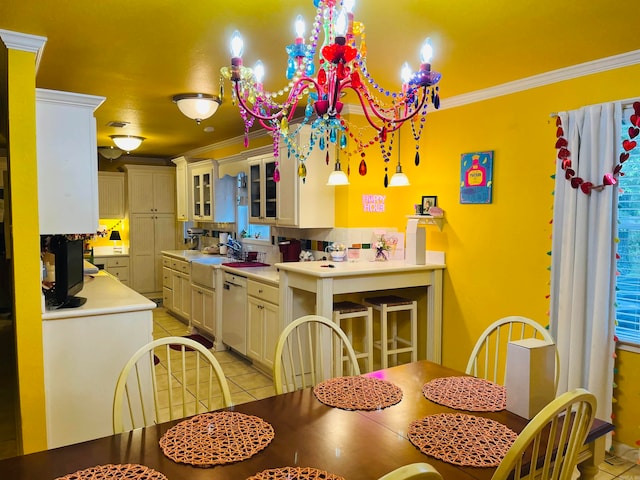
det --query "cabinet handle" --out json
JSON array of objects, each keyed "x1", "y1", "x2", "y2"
[{"x1": 258, "y1": 289, "x2": 263, "y2": 293}]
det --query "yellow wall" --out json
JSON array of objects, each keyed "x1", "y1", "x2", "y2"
[
  {"x1": 6, "y1": 48, "x2": 48, "y2": 453},
  {"x1": 340, "y1": 64, "x2": 640, "y2": 447},
  {"x1": 614, "y1": 348, "x2": 640, "y2": 448}
]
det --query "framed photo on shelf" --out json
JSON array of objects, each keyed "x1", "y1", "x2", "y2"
[{"x1": 421, "y1": 195, "x2": 438, "y2": 214}]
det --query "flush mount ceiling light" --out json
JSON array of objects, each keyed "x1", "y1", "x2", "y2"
[
  {"x1": 109, "y1": 135, "x2": 145, "y2": 152},
  {"x1": 173, "y1": 93, "x2": 221, "y2": 124},
  {"x1": 97, "y1": 146, "x2": 123, "y2": 160}
]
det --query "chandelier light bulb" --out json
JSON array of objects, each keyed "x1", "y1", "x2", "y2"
[
  {"x1": 420, "y1": 38, "x2": 433, "y2": 64},
  {"x1": 295, "y1": 15, "x2": 306, "y2": 39},
  {"x1": 335, "y1": 8, "x2": 348, "y2": 37},
  {"x1": 343, "y1": 0, "x2": 356, "y2": 13},
  {"x1": 230, "y1": 30, "x2": 244, "y2": 58},
  {"x1": 254, "y1": 60, "x2": 265, "y2": 85},
  {"x1": 401, "y1": 62, "x2": 412, "y2": 84}
]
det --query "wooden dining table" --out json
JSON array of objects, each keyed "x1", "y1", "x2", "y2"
[{"x1": 0, "y1": 360, "x2": 613, "y2": 480}]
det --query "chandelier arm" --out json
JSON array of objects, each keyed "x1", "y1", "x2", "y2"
[
  {"x1": 233, "y1": 82, "x2": 297, "y2": 124},
  {"x1": 357, "y1": 84, "x2": 429, "y2": 129}
]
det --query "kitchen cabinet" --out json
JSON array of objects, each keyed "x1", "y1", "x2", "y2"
[
  {"x1": 247, "y1": 155, "x2": 278, "y2": 224},
  {"x1": 189, "y1": 159, "x2": 235, "y2": 223},
  {"x1": 247, "y1": 279, "x2": 279, "y2": 371},
  {"x1": 161, "y1": 255, "x2": 190, "y2": 321},
  {"x1": 98, "y1": 172, "x2": 125, "y2": 218},
  {"x1": 36, "y1": 89, "x2": 105, "y2": 235},
  {"x1": 126, "y1": 165, "x2": 177, "y2": 296},
  {"x1": 171, "y1": 156, "x2": 189, "y2": 221},
  {"x1": 92, "y1": 255, "x2": 129, "y2": 284},
  {"x1": 130, "y1": 213, "x2": 176, "y2": 296},
  {"x1": 277, "y1": 125, "x2": 335, "y2": 228},
  {"x1": 125, "y1": 165, "x2": 175, "y2": 215},
  {"x1": 191, "y1": 285, "x2": 215, "y2": 336},
  {"x1": 247, "y1": 125, "x2": 334, "y2": 227}
]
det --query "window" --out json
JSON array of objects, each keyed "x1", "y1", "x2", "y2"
[{"x1": 616, "y1": 107, "x2": 640, "y2": 344}]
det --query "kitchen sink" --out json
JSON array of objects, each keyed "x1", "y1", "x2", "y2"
[{"x1": 222, "y1": 262, "x2": 270, "y2": 268}]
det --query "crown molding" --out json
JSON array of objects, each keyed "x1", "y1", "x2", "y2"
[
  {"x1": 0, "y1": 29, "x2": 47, "y2": 73},
  {"x1": 180, "y1": 49, "x2": 640, "y2": 157},
  {"x1": 440, "y1": 49, "x2": 640, "y2": 110}
]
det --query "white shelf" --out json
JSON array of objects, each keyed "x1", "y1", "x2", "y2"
[{"x1": 407, "y1": 215, "x2": 445, "y2": 231}]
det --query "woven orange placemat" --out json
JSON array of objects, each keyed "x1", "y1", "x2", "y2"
[
  {"x1": 422, "y1": 376, "x2": 506, "y2": 412},
  {"x1": 246, "y1": 466, "x2": 346, "y2": 479},
  {"x1": 313, "y1": 376, "x2": 403, "y2": 411},
  {"x1": 408, "y1": 413, "x2": 517, "y2": 467},
  {"x1": 159, "y1": 411, "x2": 275, "y2": 467},
  {"x1": 54, "y1": 464, "x2": 167, "y2": 480}
]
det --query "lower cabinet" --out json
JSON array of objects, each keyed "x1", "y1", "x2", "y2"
[
  {"x1": 162, "y1": 256, "x2": 191, "y2": 322},
  {"x1": 93, "y1": 256, "x2": 129, "y2": 285},
  {"x1": 247, "y1": 279, "x2": 279, "y2": 371},
  {"x1": 191, "y1": 284, "x2": 215, "y2": 337}
]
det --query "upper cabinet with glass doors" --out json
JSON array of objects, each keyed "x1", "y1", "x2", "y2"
[
  {"x1": 189, "y1": 159, "x2": 236, "y2": 223},
  {"x1": 248, "y1": 155, "x2": 278, "y2": 224}
]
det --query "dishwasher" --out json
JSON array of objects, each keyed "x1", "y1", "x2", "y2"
[{"x1": 222, "y1": 272, "x2": 248, "y2": 355}]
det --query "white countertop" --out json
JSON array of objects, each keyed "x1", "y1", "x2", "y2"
[
  {"x1": 162, "y1": 250, "x2": 280, "y2": 285},
  {"x1": 42, "y1": 271, "x2": 156, "y2": 320},
  {"x1": 275, "y1": 259, "x2": 445, "y2": 278}
]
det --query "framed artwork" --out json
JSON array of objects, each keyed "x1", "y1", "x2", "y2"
[
  {"x1": 421, "y1": 195, "x2": 437, "y2": 214},
  {"x1": 460, "y1": 150, "x2": 494, "y2": 204}
]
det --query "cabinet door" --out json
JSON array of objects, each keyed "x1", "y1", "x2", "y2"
[
  {"x1": 98, "y1": 172, "x2": 125, "y2": 218},
  {"x1": 130, "y1": 214, "x2": 156, "y2": 293},
  {"x1": 179, "y1": 273, "x2": 191, "y2": 320},
  {"x1": 276, "y1": 153, "x2": 296, "y2": 226},
  {"x1": 248, "y1": 162, "x2": 263, "y2": 223},
  {"x1": 262, "y1": 301, "x2": 279, "y2": 370},
  {"x1": 128, "y1": 171, "x2": 155, "y2": 213},
  {"x1": 153, "y1": 171, "x2": 176, "y2": 214},
  {"x1": 191, "y1": 286, "x2": 204, "y2": 327},
  {"x1": 247, "y1": 296, "x2": 263, "y2": 362},
  {"x1": 154, "y1": 214, "x2": 177, "y2": 292},
  {"x1": 263, "y1": 160, "x2": 277, "y2": 221},
  {"x1": 192, "y1": 286, "x2": 215, "y2": 336},
  {"x1": 172, "y1": 157, "x2": 189, "y2": 221}
]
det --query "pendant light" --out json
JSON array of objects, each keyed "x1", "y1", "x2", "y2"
[{"x1": 388, "y1": 129, "x2": 410, "y2": 187}]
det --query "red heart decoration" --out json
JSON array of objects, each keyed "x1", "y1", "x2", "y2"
[
  {"x1": 556, "y1": 127, "x2": 564, "y2": 137},
  {"x1": 634, "y1": 101, "x2": 640, "y2": 116},
  {"x1": 580, "y1": 182, "x2": 593, "y2": 194},
  {"x1": 620, "y1": 152, "x2": 630, "y2": 162},
  {"x1": 558, "y1": 147, "x2": 570, "y2": 159},
  {"x1": 631, "y1": 115, "x2": 640, "y2": 128},
  {"x1": 614, "y1": 164, "x2": 623, "y2": 174},
  {"x1": 555, "y1": 137, "x2": 568, "y2": 148},
  {"x1": 565, "y1": 168, "x2": 575, "y2": 179},
  {"x1": 342, "y1": 45, "x2": 357, "y2": 63},
  {"x1": 623, "y1": 139, "x2": 637, "y2": 151},
  {"x1": 556, "y1": 116, "x2": 561, "y2": 127},
  {"x1": 629, "y1": 126, "x2": 639, "y2": 139},
  {"x1": 321, "y1": 44, "x2": 339, "y2": 63},
  {"x1": 603, "y1": 173, "x2": 617, "y2": 186},
  {"x1": 571, "y1": 177, "x2": 583, "y2": 188},
  {"x1": 562, "y1": 159, "x2": 572, "y2": 169}
]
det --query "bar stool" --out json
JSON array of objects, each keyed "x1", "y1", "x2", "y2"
[
  {"x1": 332, "y1": 301, "x2": 374, "y2": 374},
  {"x1": 365, "y1": 295, "x2": 418, "y2": 368}
]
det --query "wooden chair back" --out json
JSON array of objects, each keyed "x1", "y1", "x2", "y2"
[{"x1": 378, "y1": 462, "x2": 443, "y2": 480}]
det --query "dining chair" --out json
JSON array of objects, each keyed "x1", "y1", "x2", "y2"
[
  {"x1": 465, "y1": 315, "x2": 560, "y2": 389},
  {"x1": 112, "y1": 336, "x2": 233, "y2": 434},
  {"x1": 378, "y1": 462, "x2": 443, "y2": 480},
  {"x1": 273, "y1": 314, "x2": 361, "y2": 394},
  {"x1": 492, "y1": 388, "x2": 596, "y2": 480}
]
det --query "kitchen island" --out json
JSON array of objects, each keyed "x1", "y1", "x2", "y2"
[
  {"x1": 276, "y1": 258, "x2": 445, "y2": 363},
  {"x1": 42, "y1": 271, "x2": 156, "y2": 448}
]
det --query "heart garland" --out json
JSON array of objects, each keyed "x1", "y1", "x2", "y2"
[{"x1": 556, "y1": 101, "x2": 640, "y2": 195}]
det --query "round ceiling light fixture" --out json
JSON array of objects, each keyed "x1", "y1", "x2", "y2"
[
  {"x1": 173, "y1": 93, "x2": 221, "y2": 124},
  {"x1": 109, "y1": 135, "x2": 145, "y2": 152},
  {"x1": 97, "y1": 146, "x2": 123, "y2": 160}
]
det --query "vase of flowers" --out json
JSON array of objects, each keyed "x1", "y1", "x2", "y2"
[{"x1": 374, "y1": 235, "x2": 390, "y2": 261}]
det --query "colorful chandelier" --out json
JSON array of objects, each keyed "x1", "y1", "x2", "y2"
[{"x1": 220, "y1": 0, "x2": 442, "y2": 187}]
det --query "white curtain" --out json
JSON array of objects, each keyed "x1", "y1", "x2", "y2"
[{"x1": 549, "y1": 102, "x2": 621, "y2": 423}]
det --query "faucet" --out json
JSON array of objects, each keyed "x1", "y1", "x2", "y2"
[{"x1": 227, "y1": 238, "x2": 242, "y2": 259}]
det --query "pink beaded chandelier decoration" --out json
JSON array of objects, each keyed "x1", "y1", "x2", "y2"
[{"x1": 220, "y1": 0, "x2": 442, "y2": 186}]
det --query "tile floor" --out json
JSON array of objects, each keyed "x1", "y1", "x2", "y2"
[{"x1": 0, "y1": 306, "x2": 638, "y2": 480}]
